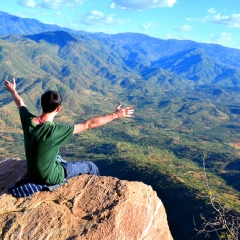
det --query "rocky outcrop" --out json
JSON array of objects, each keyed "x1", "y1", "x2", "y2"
[{"x1": 0, "y1": 159, "x2": 173, "y2": 240}]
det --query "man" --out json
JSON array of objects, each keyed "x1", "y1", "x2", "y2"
[{"x1": 4, "y1": 78, "x2": 134, "y2": 185}]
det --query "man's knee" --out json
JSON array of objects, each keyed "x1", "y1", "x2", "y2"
[
  {"x1": 61, "y1": 161, "x2": 100, "y2": 179},
  {"x1": 87, "y1": 161, "x2": 100, "y2": 176}
]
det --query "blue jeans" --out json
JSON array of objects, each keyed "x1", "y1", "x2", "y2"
[{"x1": 57, "y1": 156, "x2": 100, "y2": 179}]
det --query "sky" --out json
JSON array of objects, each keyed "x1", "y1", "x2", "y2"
[{"x1": 1, "y1": 0, "x2": 240, "y2": 49}]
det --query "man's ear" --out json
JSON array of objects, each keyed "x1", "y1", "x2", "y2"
[{"x1": 56, "y1": 106, "x2": 61, "y2": 113}]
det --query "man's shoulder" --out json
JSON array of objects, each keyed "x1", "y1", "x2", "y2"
[
  {"x1": 19, "y1": 106, "x2": 29, "y2": 117},
  {"x1": 51, "y1": 123, "x2": 74, "y2": 137},
  {"x1": 55, "y1": 122, "x2": 72, "y2": 127},
  {"x1": 19, "y1": 106, "x2": 32, "y2": 115},
  {"x1": 19, "y1": 105, "x2": 27, "y2": 111},
  {"x1": 19, "y1": 106, "x2": 35, "y2": 122},
  {"x1": 54, "y1": 123, "x2": 74, "y2": 131}
]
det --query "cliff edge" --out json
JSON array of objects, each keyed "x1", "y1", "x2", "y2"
[{"x1": 0, "y1": 158, "x2": 173, "y2": 240}]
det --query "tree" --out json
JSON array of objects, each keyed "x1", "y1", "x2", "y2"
[{"x1": 194, "y1": 153, "x2": 240, "y2": 240}]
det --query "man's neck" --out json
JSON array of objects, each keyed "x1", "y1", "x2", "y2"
[{"x1": 38, "y1": 112, "x2": 55, "y2": 123}]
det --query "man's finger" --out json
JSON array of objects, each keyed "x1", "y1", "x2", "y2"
[
  {"x1": 4, "y1": 80, "x2": 9, "y2": 87},
  {"x1": 126, "y1": 110, "x2": 134, "y2": 114},
  {"x1": 116, "y1": 102, "x2": 122, "y2": 110},
  {"x1": 12, "y1": 78, "x2": 16, "y2": 87}
]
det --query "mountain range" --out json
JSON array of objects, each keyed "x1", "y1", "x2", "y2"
[
  {"x1": 1, "y1": 11, "x2": 240, "y2": 87},
  {"x1": 0, "y1": 11, "x2": 240, "y2": 240}
]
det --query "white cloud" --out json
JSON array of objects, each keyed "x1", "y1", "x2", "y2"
[
  {"x1": 209, "y1": 32, "x2": 232, "y2": 45},
  {"x1": 140, "y1": 22, "x2": 159, "y2": 30},
  {"x1": 110, "y1": 2, "x2": 115, "y2": 9},
  {"x1": 112, "y1": 0, "x2": 177, "y2": 10},
  {"x1": 165, "y1": 33, "x2": 174, "y2": 39},
  {"x1": 187, "y1": 17, "x2": 200, "y2": 22},
  {"x1": 55, "y1": 11, "x2": 62, "y2": 16},
  {"x1": 80, "y1": 10, "x2": 128, "y2": 25},
  {"x1": 207, "y1": 8, "x2": 216, "y2": 14},
  {"x1": 175, "y1": 24, "x2": 193, "y2": 32},
  {"x1": 18, "y1": 0, "x2": 37, "y2": 7},
  {"x1": 18, "y1": 0, "x2": 85, "y2": 9},
  {"x1": 40, "y1": 0, "x2": 85, "y2": 9},
  {"x1": 207, "y1": 13, "x2": 240, "y2": 28},
  {"x1": 188, "y1": 10, "x2": 240, "y2": 28}
]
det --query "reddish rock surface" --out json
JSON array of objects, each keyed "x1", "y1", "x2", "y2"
[{"x1": 0, "y1": 159, "x2": 173, "y2": 240}]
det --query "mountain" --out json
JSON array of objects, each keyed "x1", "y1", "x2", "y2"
[
  {"x1": 151, "y1": 47, "x2": 240, "y2": 86},
  {"x1": 0, "y1": 31, "x2": 139, "y2": 114},
  {"x1": 0, "y1": 11, "x2": 87, "y2": 36},
  {"x1": 1, "y1": 11, "x2": 240, "y2": 68},
  {"x1": 23, "y1": 31, "x2": 78, "y2": 47},
  {"x1": 91, "y1": 33, "x2": 240, "y2": 86},
  {"x1": 96, "y1": 32, "x2": 240, "y2": 68},
  {"x1": 1, "y1": 11, "x2": 240, "y2": 87},
  {"x1": 0, "y1": 11, "x2": 63, "y2": 35}
]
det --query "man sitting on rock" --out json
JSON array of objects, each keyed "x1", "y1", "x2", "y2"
[{"x1": 4, "y1": 78, "x2": 134, "y2": 185}]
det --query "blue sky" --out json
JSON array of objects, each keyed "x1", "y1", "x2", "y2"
[{"x1": 1, "y1": 0, "x2": 240, "y2": 49}]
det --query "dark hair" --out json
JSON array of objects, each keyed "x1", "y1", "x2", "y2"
[{"x1": 41, "y1": 90, "x2": 62, "y2": 113}]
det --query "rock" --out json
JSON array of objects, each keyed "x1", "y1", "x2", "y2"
[{"x1": 0, "y1": 159, "x2": 173, "y2": 240}]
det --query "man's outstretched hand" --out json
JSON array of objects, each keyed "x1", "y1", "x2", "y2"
[
  {"x1": 4, "y1": 78, "x2": 25, "y2": 108},
  {"x1": 4, "y1": 78, "x2": 16, "y2": 93},
  {"x1": 73, "y1": 102, "x2": 134, "y2": 134},
  {"x1": 115, "y1": 102, "x2": 134, "y2": 118}
]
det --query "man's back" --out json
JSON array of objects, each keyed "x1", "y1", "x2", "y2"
[{"x1": 19, "y1": 106, "x2": 74, "y2": 184}]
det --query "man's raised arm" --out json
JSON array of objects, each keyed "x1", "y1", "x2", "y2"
[
  {"x1": 73, "y1": 103, "x2": 134, "y2": 134},
  {"x1": 4, "y1": 78, "x2": 25, "y2": 108}
]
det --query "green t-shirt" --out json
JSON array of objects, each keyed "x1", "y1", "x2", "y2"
[{"x1": 19, "y1": 106, "x2": 74, "y2": 184}]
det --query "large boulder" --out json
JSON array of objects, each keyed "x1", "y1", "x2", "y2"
[{"x1": 0, "y1": 159, "x2": 173, "y2": 240}]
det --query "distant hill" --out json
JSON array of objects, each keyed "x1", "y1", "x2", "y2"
[
  {"x1": 24, "y1": 31, "x2": 78, "y2": 47},
  {"x1": 0, "y1": 11, "x2": 61, "y2": 35},
  {"x1": 96, "y1": 32, "x2": 240, "y2": 68},
  {"x1": 0, "y1": 31, "x2": 137, "y2": 112},
  {"x1": 90, "y1": 33, "x2": 240, "y2": 86},
  {"x1": 151, "y1": 47, "x2": 240, "y2": 86},
  {"x1": 1, "y1": 10, "x2": 240, "y2": 69},
  {"x1": 0, "y1": 11, "x2": 85, "y2": 35}
]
